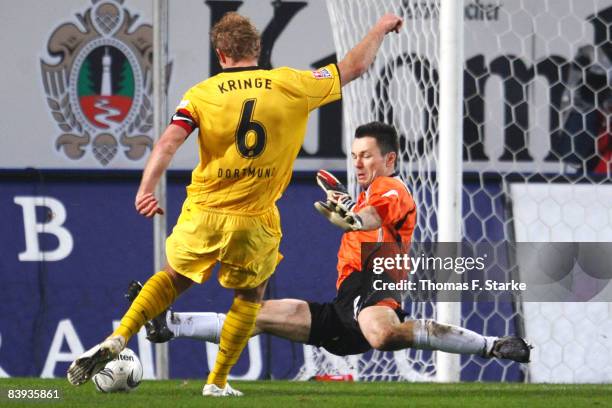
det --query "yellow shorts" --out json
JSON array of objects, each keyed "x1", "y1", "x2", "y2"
[{"x1": 166, "y1": 199, "x2": 283, "y2": 289}]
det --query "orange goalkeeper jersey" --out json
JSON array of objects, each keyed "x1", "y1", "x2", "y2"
[
  {"x1": 172, "y1": 64, "x2": 341, "y2": 213},
  {"x1": 336, "y1": 175, "x2": 417, "y2": 289}
]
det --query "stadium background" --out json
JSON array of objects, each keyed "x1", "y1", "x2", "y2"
[{"x1": 1, "y1": 0, "x2": 611, "y2": 383}]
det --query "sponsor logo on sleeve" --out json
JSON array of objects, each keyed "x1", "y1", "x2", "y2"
[{"x1": 312, "y1": 68, "x2": 333, "y2": 79}]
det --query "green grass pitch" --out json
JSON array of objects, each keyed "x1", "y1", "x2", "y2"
[{"x1": 1, "y1": 378, "x2": 611, "y2": 407}]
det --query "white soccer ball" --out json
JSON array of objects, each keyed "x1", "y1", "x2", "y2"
[{"x1": 92, "y1": 348, "x2": 143, "y2": 393}]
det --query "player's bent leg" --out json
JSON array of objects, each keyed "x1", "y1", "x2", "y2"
[
  {"x1": 254, "y1": 299, "x2": 312, "y2": 342},
  {"x1": 125, "y1": 277, "x2": 206, "y2": 343},
  {"x1": 68, "y1": 264, "x2": 188, "y2": 386},
  {"x1": 112, "y1": 266, "x2": 186, "y2": 342},
  {"x1": 358, "y1": 306, "x2": 407, "y2": 350},
  {"x1": 205, "y1": 279, "x2": 267, "y2": 395},
  {"x1": 359, "y1": 305, "x2": 502, "y2": 358},
  {"x1": 163, "y1": 265, "x2": 195, "y2": 294}
]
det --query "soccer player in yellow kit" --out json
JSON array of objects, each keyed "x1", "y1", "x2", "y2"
[{"x1": 67, "y1": 11, "x2": 403, "y2": 396}]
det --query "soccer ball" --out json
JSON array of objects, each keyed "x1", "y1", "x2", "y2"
[{"x1": 92, "y1": 348, "x2": 143, "y2": 393}]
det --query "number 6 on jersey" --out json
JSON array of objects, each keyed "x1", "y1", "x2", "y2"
[{"x1": 235, "y1": 98, "x2": 267, "y2": 158}]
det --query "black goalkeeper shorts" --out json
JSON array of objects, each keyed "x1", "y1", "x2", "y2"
[{"x1": 306, "y1": 271, "x2": 407, "y2": 356}]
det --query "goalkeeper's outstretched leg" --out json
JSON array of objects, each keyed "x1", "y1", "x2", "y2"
[{"x1": 134, "y1": 293, "x2": 531, "y2": 363}]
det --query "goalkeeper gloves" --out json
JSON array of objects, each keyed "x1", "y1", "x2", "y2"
[
  {"x1": 316, "y1": 170, "x2": 356, "y2": 211},
  {"x1": 314, "y1": 170, "x2": 363, "y2": 231},
  {"x1": 314, "y1": 201, "x2": 363, "y2": 231}
]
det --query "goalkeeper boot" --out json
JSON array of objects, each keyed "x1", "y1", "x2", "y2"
[
  {"x1": 67, "y1": 335, "x2": 125, "y2": 385},
  {"x1": 203, "y1": 383, "x2": 243, "y2": 397},
  {"x1": 490, "y1": 336, "x2": 532, "y2": 363},
  {"x1": 125, "y1": 280, "x2": 175, "y2": 343}
]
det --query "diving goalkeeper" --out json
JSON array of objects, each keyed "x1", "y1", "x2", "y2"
[{"x1": 131, "y1": 122, "x2": 531, "y2": 362}]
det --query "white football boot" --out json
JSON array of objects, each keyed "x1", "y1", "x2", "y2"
[
  {"x1": 67, "y1": 335, "x2": 125, "y2": 385},
  {"x1": 202, "y1": 383, "x2": 244, "y2": 397}
]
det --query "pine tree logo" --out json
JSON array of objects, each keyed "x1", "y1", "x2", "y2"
[{"x1": 40, "y1": 0, "x2": 171, "y2": 166}]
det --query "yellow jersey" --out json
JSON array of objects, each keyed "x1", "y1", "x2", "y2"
[{"x1": 172, "y1": 64, "x2": 341, "y2": 213}]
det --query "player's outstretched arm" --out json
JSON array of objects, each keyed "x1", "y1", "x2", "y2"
[
  {"x1": 337, "y1": 13, "x2": 403, "y2": 86},
  {"x1": 135, "y1": 124, "x2": 187, "y2": 218}
]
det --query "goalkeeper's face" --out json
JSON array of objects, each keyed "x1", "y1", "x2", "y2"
[{"x1": 352, "y1": 137, "x2": 396, "y2": 188}]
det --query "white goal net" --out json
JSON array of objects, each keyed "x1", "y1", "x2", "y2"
[{"x1": 297, "y1": 0, "x2": 612, "y2": 382}]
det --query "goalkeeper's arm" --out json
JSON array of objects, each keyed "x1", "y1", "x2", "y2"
[
  {"x1": 355, "y1": 205, "x2": 382, "y2": 230},
  {"x1": 314, "y1": 169, "x2": 382, "y2": 231},
  {"x1": 314, "y1": 201, "x2": 382, "y2": 232}
]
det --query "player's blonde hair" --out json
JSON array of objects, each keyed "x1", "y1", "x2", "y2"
[{"x1": 210, "y1": 12, "x2": 261, "y2": 61}]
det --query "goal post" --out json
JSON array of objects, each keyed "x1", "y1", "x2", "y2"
[
  {"x1": 153, "y1": 0, "x2": 169, "y2": 380},
  {"x1": 436, "y1": 0, "x2": 464, "y2": 383}
]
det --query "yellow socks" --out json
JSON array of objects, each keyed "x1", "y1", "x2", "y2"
[
  {"x1": 113, "y1": 271, "x2": 177, "y2": 342},
  {"x1": 207, "y1": 298, "x2": 261, "y2": 387}
]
